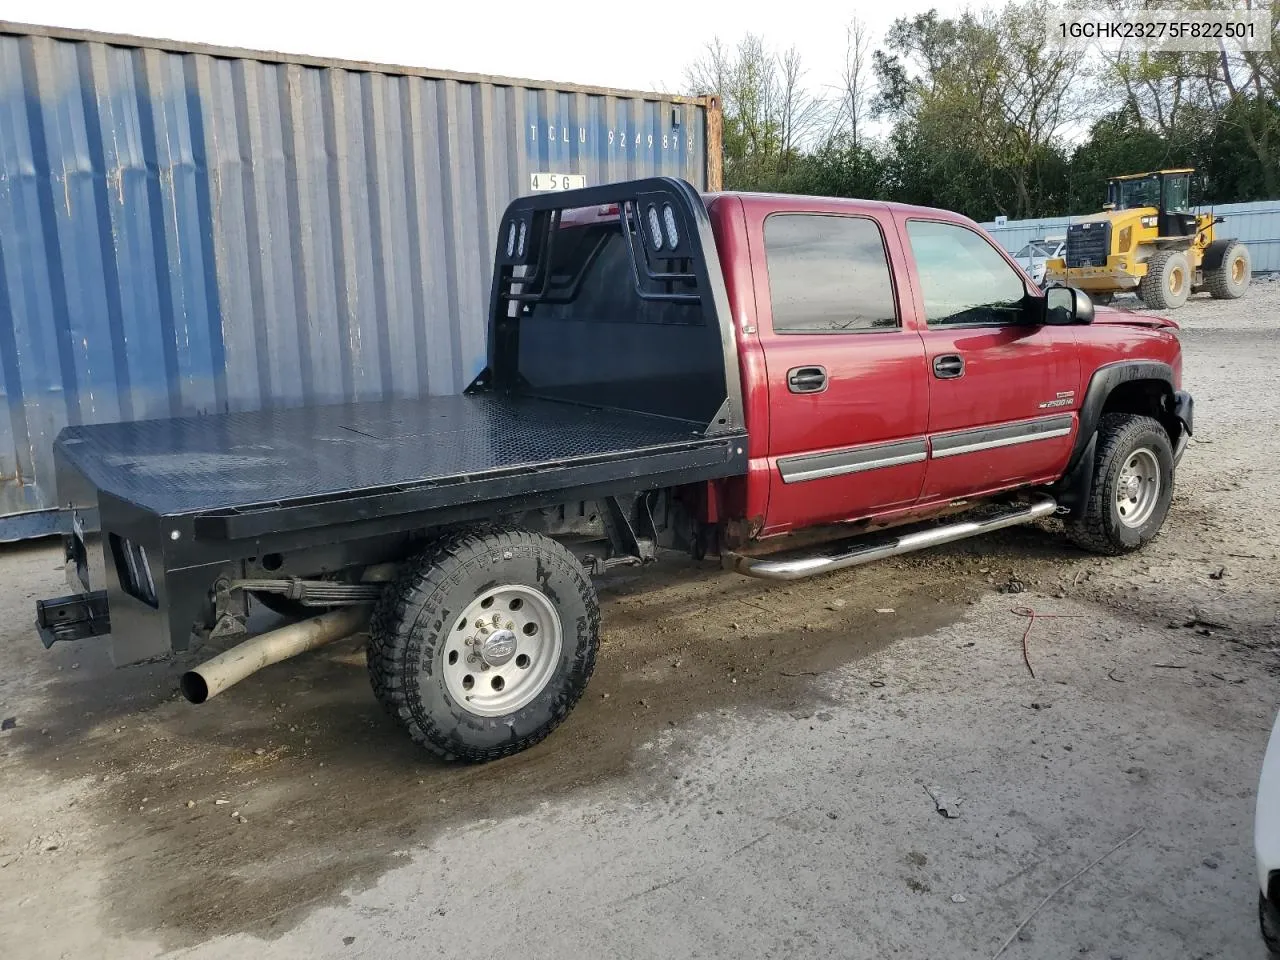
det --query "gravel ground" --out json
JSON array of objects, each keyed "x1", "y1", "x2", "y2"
[{"x1": 0, "y1": 282, "x2": 1277, "y2": 960}]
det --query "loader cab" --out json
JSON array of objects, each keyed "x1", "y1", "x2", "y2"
[{"x1": 1106, "y1": 169, "x2": 1198, "y2": 238}]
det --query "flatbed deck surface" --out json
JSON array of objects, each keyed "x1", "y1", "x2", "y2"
[{"x1": 58, "y1": 394, "x2": 737, "y2": 517}]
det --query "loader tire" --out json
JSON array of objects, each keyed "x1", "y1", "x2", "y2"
[
  {"x1": 368, "y1": 526, "x2": 599, "y2": 762},
  {"x1": 1138, "y1": 250, "x2": 1191, "y2": 310},
  {"x1": 1205, "y1": 240, "x2": 1250, "y2": 299}
]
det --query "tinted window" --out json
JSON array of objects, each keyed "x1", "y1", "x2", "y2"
[
  {"x1": 906, "y1": 220, "x2": 1028, "y2": 327},
  {"x1": 764, "y1": 214, "x2": 897, "y2": 333}
]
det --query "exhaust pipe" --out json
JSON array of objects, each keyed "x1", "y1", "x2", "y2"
[
  {"x1": 727, "y1": 495, "x2": 1058, "y2": 581},
  {"x1": 180, "y1": 606, "x2": 369, "y2": 704}
]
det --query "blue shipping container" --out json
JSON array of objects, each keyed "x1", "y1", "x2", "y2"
[{"x1": 0, "y1": 21, "x2": 720, "y2": 539}]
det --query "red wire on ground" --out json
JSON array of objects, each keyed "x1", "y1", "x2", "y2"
[{"x1": 1011, "y1": 606, "x2": 1085, "y2": 679}]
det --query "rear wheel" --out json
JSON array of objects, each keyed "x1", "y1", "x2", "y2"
[
  {"x1": 1206, "y1": 240, "x2": 1250, "y2": 299},
  {"x1": 1067, "y1": 413, "x2": 1174, "y2": 555},
  {"x1": 367, "y1": 526, "x2": 599, "y2": 762},
  {"x1": 1138, "y1": 250, "x2": 1191, "y2": 310}
]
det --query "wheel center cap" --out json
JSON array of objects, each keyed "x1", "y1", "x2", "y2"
[
  {"x1": 1124, "y1": 475, "x2": 1141, "y2": 499},
  {"x1": 480, "y1": 629, "x2": 518, "y2": 667}
]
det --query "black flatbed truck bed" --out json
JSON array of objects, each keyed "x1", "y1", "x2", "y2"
[
  {"x1": 39, "y1": 177, "x2": 748, "y2": 671},
  {"x1": 56, "y1": 393, "x2": 745, "y2": 540}
]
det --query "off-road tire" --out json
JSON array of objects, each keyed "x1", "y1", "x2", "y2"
[
  {"x1": 1067, "y1": 413, "x2": 1174, "y2": 555},
  {"x1": 1138, "y1": 250, "x2": 1191, "y2": 310},
  {"x1": 1205, "y1": 240, "x2": 1250, "y2": 300},
  {"x1": 1262, "y1": 893, "x2": 1280, "y2": 955},
  {"x1": 367, "y1": 526, "x2": 599, "y2": 762}
]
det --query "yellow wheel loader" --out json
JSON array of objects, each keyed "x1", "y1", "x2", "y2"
[{"x1": 1044, "y1": 169, "x2": 1251, "y2": 310}]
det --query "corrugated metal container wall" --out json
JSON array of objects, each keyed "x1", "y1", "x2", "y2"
[
  {"x1": 0, "y1": 23, "x2": 719, "y2": 539},
  {"x1": 982, "y1": 199, "x2": 1280, "y2": 271}
]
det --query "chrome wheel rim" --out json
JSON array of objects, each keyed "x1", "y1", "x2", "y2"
[
  {"x1": 1116, "y1": 447, "x2": 1161, "y2": 529},
  {"x1": 441, "y1": 584, "x2": 562, "y2": 717}
]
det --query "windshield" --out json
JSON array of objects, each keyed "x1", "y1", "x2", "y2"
[{"x1": 1112, "y1": 175, "x2": 1160, "y2": 210}]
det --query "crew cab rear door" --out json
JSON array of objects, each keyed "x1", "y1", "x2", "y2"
[
  {"x1": 896, "y1": 216, "x2": 1081, "y2": 502},
  {"x1": 753, "y1": 204, "x2": 930, "y2": 534}
]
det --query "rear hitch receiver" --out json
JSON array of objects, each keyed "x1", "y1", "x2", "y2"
[{"x1": 36, "y1": 591, "x2": 111, "y2": 648}]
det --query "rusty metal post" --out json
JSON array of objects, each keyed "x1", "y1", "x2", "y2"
[{"x1": 703, "y1": 95, "x2": 723, "y2": 192}]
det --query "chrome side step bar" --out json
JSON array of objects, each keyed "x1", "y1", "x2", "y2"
[{"x1": 726, "y1": 495, "x2": 1058, "y2": 582}]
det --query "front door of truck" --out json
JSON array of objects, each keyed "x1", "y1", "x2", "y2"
[
  {"x1": 898, "y1": 217, "x2": 1081, "y2": 503},
  {"x1": 756, "y1": 209, "x2": 930, "y2": 535}
]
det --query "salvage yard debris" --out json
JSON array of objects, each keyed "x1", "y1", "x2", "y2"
[
  {"x1": 924, "y1": 785, "x2": 964, "y2": 819},
  {"x1": 1011, "y1": 607, "x2": 1085, "y2": 680}
]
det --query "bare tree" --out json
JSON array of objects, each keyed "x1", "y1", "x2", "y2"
[
  {"x1": 684, "y1": 37, "x2": 735, "y2": 103},
  {"x1": 836, "y1": 18, "x2": 875, "y2": 147},
  {"x1": 778, "y1": 46, "x2": 828, "y2": 155},
  {"x1": 685, "y1": 34, "x2": 829, "y2": 187},
  {"x1": 1103, "y1": 47, "x2": 1207, "y2": 137},
  {"x1": 995, "y1": 3, "x2": 1097, "y2": 213}
]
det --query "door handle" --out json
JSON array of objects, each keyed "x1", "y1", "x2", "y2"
[
  {"x1": 932, "y1": 354, "x2": 965, "y2": 379},
  {"x1": 787, "y1": 366, "x2": 828, "y2": 394}
]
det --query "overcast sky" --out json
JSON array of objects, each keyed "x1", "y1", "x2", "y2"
[{"x1": 5, "y1": 0, "x2": 966, "y2": 97}]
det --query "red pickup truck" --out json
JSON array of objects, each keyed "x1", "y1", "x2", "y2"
[{"x1": 36, "y1": 177, "x2": 1192, "y2": 763}]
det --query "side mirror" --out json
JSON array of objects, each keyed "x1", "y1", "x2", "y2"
[{"x1": 1044, "y1": 285, "x2": 1095, "y2": 325}]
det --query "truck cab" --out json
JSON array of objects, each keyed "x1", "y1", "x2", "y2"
[
  {"x1": 704, "y1": 191, "x2": 1188, "y2": 549},
  {"x1": 1106, "y1": 169, "x2": 1200, "y2": 239}
]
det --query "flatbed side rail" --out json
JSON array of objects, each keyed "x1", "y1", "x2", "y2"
[{"x1": 189, "y1": 434, "x2": 747, "y2": 541}]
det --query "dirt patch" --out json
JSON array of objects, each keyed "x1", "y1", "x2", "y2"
[{"x1": 0, "y1": 536, "x2": 1015, "y2": 946}]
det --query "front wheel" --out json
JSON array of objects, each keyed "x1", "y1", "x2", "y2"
[
  {"x1": 368, "y1": 526, "x2": 599, "y2": 762},
  {"x1": 1067, "y1": 413, "x2": 1174, "y2": 555},
  {"x1": 1138, "y1": 250, "x2": 1191, "y2": 310}
]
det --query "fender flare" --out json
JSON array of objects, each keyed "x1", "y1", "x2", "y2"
[
  {"x1": 1202, "y1": 237, "x2": 1238, "y2": 272},
  {"x1": 1053, "y1": 360, "x2": 1179, "y2": 515}
]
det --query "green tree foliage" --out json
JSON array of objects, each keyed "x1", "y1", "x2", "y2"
[
  {"x1": 687, "y1": 1, "x2": 1280, "y2": 219},
  {"x1": 1067, "y1": 111, "x2": 1194, "y2": 210}
]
